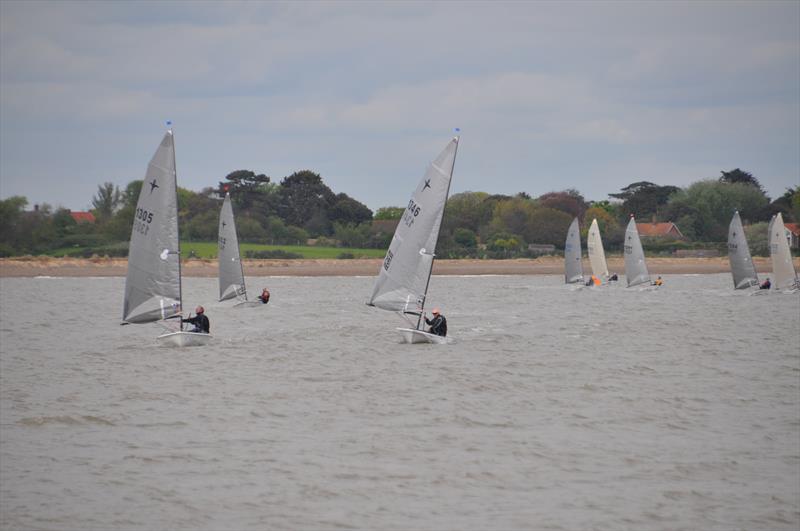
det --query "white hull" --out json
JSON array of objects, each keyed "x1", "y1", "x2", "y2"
[
  {"x1": 233, "y1": 300, "x2": 264, "y2": 309},
  {"x1": 157, "y1": 331, "x2": 213, "y2": 347},
  {"x1": 396, "y1": 328, "x2": 453, "y2": 344}
]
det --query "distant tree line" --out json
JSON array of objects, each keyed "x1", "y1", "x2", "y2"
[{"x1": 1, "y1": 166, "x2": 797, "y2": 258}]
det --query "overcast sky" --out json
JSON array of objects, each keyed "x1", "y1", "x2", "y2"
[{"x1": 1, "y1": 1, "x2": 798, "y2": 212}]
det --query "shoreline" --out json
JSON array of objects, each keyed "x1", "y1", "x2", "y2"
[{"x1": 1, "y1": 256, "x2": 793, "y2": 278}]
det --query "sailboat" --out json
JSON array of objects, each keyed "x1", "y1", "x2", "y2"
[
  {"x1": 727, "y1": 211, "x2": 759, "y2": 290},
  {"x1": 564, "y1": 217, "x2": 585, "y2": 285},
  {"x1": 121, "y1": 128, "x2": 212, "y2": 347},
  {"x1": 218, "y1": 192, "x2": 261, "y2": 308},
  {"x1": 587, "y1": 218, "x2": 610, "y2": 282},
  {"x1": 368, "y1": 136, "x2": 459, "y2": 344},
  {"x1": 623, "y1": 215, "x2": 652, "y2": 288},
  {"x1": 768, "y1": 212, "x2": 799, "y2": 292}
]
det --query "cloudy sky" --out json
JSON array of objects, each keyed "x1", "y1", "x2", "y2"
[{"x1": 1, "y1": 1, "x2": 798, "y2": 212}]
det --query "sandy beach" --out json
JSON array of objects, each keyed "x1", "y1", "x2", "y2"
[{"x1": 0, "y1": 255, "x2": 792, "y2": 278}]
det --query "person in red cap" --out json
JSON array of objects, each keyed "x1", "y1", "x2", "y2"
[
  {"x1": 424, "y1": 307, "x2": 447, "y2": 337},
  {"x1": 182, "y1": 305, "x2": 210, "y2": 333}
]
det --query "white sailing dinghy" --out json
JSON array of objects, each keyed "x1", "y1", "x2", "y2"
[
  {"x1": 727, "y1": 211, "x2": 759, "y2": 290},
  {"x1": 623, "y1": 216, "x2": 653, "y2": 289},
  {"x1": 587, "y1": 218, "x2": 610, "y2": 282},
  {"x1": 768, "y1": 212, "x2": 799, "y2": 293},
  {"x1": 121, "y1": 129, "x2": 212, "y2": 347},
  {"x1": 368, "y1": 136, "x2": 459, "y2": 344},
  {"x1": 219, "y1": 192, "x2": 261, "y2": 308},
  {"x1": 564, "y1": 217, "x2": 585, "y2": 286}
]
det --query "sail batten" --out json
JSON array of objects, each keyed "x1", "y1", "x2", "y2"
[
  {"x1": 727, "y1": 211, "x2": 759, "y2": 289},
  {"x1": 623, "y1": 216, "x2": 651, "y2": 287},
  {"x1": 122, "y1": 131, "x2": 182, "y2": 324},
  {"x1": 564, "y1": 217, "x2": 584, "y2": 284},
  {"x1": 369, "y1": 137, "x2": 459, "y2": 312},
  {"x1": 587, "y1": 218, "x2": 610, "y2": 279},
  {"x1": 218, "y1": 193, "x2": 247, "y2": 302},
  {"x1": 769, "y1": 212, "x2": 799, "y2": 290}
]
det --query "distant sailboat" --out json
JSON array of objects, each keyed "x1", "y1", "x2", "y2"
[
  {"x1": 368, "y1": 136, "x2": 459, "y2": 344},
  {"x1": 587, "y1": 218, "x2": 610, "y2": 281},
  {"x1": 121, "y1": 129, "x2": 212, "y2": 347},
  {"x1": 623, "y1": 216, "x2": 652, "y2": 288},
  {"x1": 218, "y1": 192, "x2": 261, "y2": 308},
  {"x1": 768, "y1": 212, "x2": 799, "y2": 292},
  {"x1": 727, "y1": 211, "x2": 759, "y2": 290},
  {"x1": 564, "y1": 217, "x2": 584, "y2": 284}
]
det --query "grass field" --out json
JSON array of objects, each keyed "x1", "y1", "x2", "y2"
[{"x1": 180, "y1": 242, "x2": 385, "y2": 259}]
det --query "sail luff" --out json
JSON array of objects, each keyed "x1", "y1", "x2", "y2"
[
  {"x1": 564, "y1": 217, "x2": 584, "y2": 284},
  {"x1": 770, "y1": 212, "x2": 799, "y2": 290},
  {"x1": 623, "y1": 216, "x2": 650, "y2": 287},
  {"x1": 727, "y1": 211, "x2": 759, "y2": 289},
  {"x1": 218, "y1": 193, "x2": 247, "y2": 301},
  {"x1": 122, "y1": 131, "x2": 182, "y2": 324},
  {"x1": 587, "y1": 218, "x2": 610, "y2": 279},
  {"x1": 369, "y1": 137, "x2": 459, "y2": 313}
]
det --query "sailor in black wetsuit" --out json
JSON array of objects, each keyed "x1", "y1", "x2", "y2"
[
  {"x1": 182, "y1": 306, "x2": 210, "y2": 333},
  {"x1": 425, "y1": 307, "x2": 447, "y2": 337},
  {"x1": 760, "y1": 278, "x2": 771, "y2": 290}
]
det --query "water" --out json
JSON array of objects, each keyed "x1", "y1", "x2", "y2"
[{"x1": 1, "y1": 274, "x2": 798, "y2": 530}]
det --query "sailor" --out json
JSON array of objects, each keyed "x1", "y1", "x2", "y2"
[
  {"x1": 653, "y1": 276, "x2": 663, "y2": 286},
  {"x1": 182, "y1": 306, "x2": 210, "y2": 333},
  {"x1": 258, "y1": 288, "x2": 270, "y2": 304},
  {"x1": 425, "y1": 308, "x2": 447, "y2": 337},
  {"x1": 760, "y1": 278, "x2": 771, "y2": 290},
  {"x1": 608, "y1": 273, "x2": 618, "y2": 282}
]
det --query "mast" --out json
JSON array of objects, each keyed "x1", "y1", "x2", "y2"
[
  {"x1": 170, "y1": 125, "x2": 183, "y2": 330},
  {"x1": 233, "y1": 193, "x2": 248, "y2": 301},
  {"x1": 416, "y1": 135, "x2": 460, "y2": 330}
]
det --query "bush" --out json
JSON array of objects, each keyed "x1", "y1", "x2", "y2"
[{"x1": 337, "y1": 252, "x2": 355, "y2": 259}]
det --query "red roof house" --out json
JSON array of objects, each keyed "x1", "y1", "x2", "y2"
[
  {"x1": 784, "y1": 222, "x2": 800, "y2": 249},
  {"x1": 636, "y1": 221, "x2": 684, "y2": 239},
  {"x1": 69, "y1": 211, "x2": 96, "y2": 224}
]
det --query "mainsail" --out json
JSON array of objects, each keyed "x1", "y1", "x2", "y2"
[
  {"x1": 368, "y1": 137, "x2": 459, "y2": 314},
  {"x1": 587, "y1": 218, "x2": 610, "y2": 279},
  {"x1": 564, "y1": 217, "x2": 584, "y2": 283},
  {"x1": 769, "y1": 212, "x2": 799, "y2": 290},
  {"x1": 218, "y1": 193, "x2": 247, "y2": 302},
  {"x1": 623, "y1": 216, "x2": 650, "y2": 287},
  {"x1": 727, "y1": 211, "x2": 758, "y2": 289},
  {"x1": 122, "y1": 131, "x2": 182, "y2": 323}
]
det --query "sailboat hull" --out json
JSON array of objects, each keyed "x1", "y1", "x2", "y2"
[
  {"x1": 396, "y1": 328, "x2": 453, "y2": 344},
  {"x1": 157, "y1": 331, "x2": 213, "y2": 347}
]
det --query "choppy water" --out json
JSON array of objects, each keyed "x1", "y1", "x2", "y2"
[{"x1": 0, "y1": 274, "x2": 798, "y2": 530}]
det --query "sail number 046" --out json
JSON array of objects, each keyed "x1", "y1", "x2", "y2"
[
  {"x1": 403, "y1": 200, "x2": 422, "y2": 227},
  {"x1": 133, "y1": 207, "x2": 154, "y2": 236}
]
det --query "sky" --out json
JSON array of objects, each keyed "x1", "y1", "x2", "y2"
[{"x1": 1, "y1": 0, "x2": 798, "y2": 213}]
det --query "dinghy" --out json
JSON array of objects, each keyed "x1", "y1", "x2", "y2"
[
  {"x1": 121, "y1": 128, "x2": 212, "y2": 347},
  {"x1": 564, "y1": 217, "x2": 585, "y2": 286},
  {"x1": 587, "y1": 218, "x2": 611, "y2": 282},
  {"x1": 727, "y1": 211, "x2": 759, "y2": 290},
  {"x1": 368, "y1": 136, "x2": 459, "y2": 344},
  {"x1": 768, "y1": 212, "x2": 799, "y2": 293},
  {"x1": 219, "y1": 192, "x2": 261, "y2": 308},
  {"x1": 623, "y1": 216, "x2": 653, "y2": 289}
]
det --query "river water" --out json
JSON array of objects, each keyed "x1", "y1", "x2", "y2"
[{"x1": 1, "y1": 274, "x2": 798, "y2": 530}]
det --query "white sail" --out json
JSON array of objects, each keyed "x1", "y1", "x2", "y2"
[
  {"x1": 122, "y1": 131, "x2": 181, "y2": 323},
  {"x1": 727, "y1": 211, "x2": 759, "y2": 289},
  {"x1": 623, "y1": 216, "x2": 650, "y2": 287},
  {"x1": 218, "y1": 193, "x2": 247, "y2": 302},
  {"x1": 564, "y1": 217, "x2": 584, "y2": 283},
  {"x1": 769, "y1": 212, "x2": 799, "y2": 290},
  {"x1": 368, "y1": 137, "x2": 459, "y2": 313},
  {"x1": 587, "y1": 218, "x2": 610, "y2": 279}
]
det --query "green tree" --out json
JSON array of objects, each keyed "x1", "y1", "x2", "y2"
[
  {"x1": 218, "y1": 170, "x2": 271, "y2": 211},
  {"x1": 453, "y1": 227, "x2": 478, "y2": 248},
  {"x1": 374, "y1": 207, "x2": 404, "y2": 220},
  {"x1": 537, "y1": 189, "x2": 588, "y2": 220},
  {"x1": 0, "y1": 196, "x2": 28, "y2": 252},
  {"x1": 91, "y1": 182, "x2": 122, "y2": 222},
  {"x1": 609, "y1": 181, "x2": 680, "y2": 221},
  {"x1": 526, "y1": 207, "x2": 573, "y2": 246},
  {"x1": 719, "y1": 168, "x2": 765, "y2": 194},
  {"x1": 277, "y1": 170, "x2": 336, "y2": 230},
  {"x1": 328, "y1": 193, "x2": 373, "y2": 225}
]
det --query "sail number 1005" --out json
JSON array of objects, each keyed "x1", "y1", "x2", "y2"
[{"x1": 133, "y1": 207, "x2": 154, "y2": 236}]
